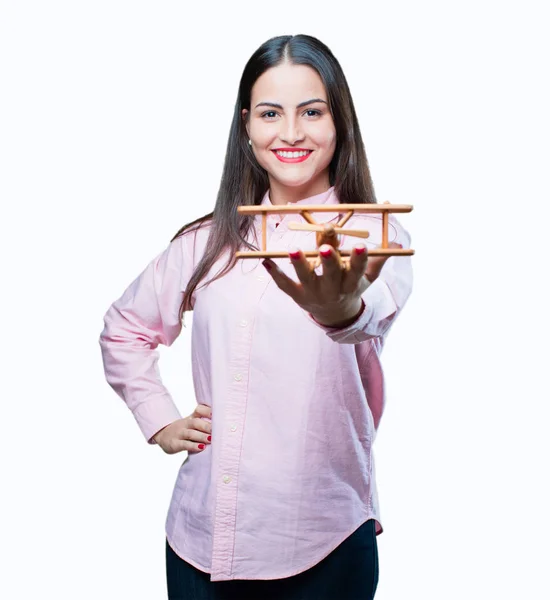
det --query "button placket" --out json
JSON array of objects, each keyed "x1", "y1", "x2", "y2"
[{"x1": 211, "y1": 283, "x2": 257, "y2": 578}]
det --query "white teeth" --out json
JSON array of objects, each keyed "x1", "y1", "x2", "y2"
[{"x1": 276, "y1": 150, "x2": 310, "y2": 158}]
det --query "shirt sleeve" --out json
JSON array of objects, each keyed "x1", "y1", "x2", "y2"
[
  {"x1": 305, "y1": 217, "x2": 413, "y2": 344},
  {"x1": 98, "y1": 233, "x2": 194, "y2": 444}
]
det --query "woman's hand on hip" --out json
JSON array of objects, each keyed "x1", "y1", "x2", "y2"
[{"x1": 152, "y1": 404, "x2": 212, "y2": 455}]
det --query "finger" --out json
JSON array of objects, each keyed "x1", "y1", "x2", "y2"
[
  {"x1": 262, "y1": 259, "x2": 302, "y2": 302},
  {"x1": 365, "y1": 242, "x2": 402, "y2": 283},
  {"x1": 182, "y1": 427, "x2": 211, "y2": 444},
  {"x1": 318, "y1": 244, "x2": 344, "y2": 283},
  {"x1": 174, "y1": 427, "x2": 211, "y2": 454},
  {"x1": 184, "y1": 423, "x2": 212, "y2": 444},
  {"x1": 346, "y1": 244, "x2": 370, "y2": 292},
  {"x1": 194, "y1": 403, "x2": 212, "y2": 419},
  {"x1": 174, "y1": 439, "x2": 208, "y2": 453},
  {"x1": 162, "y1": 435, "x2": 207, "y2": 455},
  {"x1": 288, "y1": 247, "x2": 318, "y2": 286},
  {"x1": 192, "y1": 417, "x2": 212, "y2": 435}
]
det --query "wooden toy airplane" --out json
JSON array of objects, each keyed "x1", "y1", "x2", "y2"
[{"x1": 236, "y1": 202, "x2": 414, "y2": 268}]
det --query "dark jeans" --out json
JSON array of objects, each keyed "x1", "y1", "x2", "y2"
[{"x1": 166, "y1": 518, "x2": 379, "y2": 600}]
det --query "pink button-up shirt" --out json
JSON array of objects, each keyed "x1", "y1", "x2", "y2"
[{"x1": 99, "y1": 186, "x2": 413, "y2": 581}]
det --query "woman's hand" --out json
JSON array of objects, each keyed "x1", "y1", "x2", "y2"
[
  {"x1": 262, "y1": 242, "x2": 401, "y2": 327},
  {"x1": 152, "y1": 403, "x2": 212, "y2": 455}
]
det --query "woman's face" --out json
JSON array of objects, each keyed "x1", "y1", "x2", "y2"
[{"x1": 242, "y1": 62, "x2": 337, "y2": 201}]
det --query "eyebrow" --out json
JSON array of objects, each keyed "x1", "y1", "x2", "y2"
[{"x1": 254, "y1": 98, "x2": 328, "y2": 110}]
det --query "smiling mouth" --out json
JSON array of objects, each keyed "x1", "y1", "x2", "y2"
[{"x1": 272, "y1": 150, "x2": 313, "y2": 163}]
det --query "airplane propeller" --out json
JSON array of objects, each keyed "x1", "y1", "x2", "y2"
[{"x1": 288, "y1": 222, "x2": 370, "y2": 239}]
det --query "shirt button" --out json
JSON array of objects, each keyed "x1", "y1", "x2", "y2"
[
  {"x1": 239, "y1": 319, "x2": 248, "y2": 327},
  {"x1": 223, "y1": 475, "x2": 232, "y2": 484},
  {"x1": 233, "y1": 373, "x2": 243, "y2": 381},
  {"x1": 230, "y1": 424, "x2": 237, "y2": 432},
  {"x1": 256, "y1": 275, "x2": 265, "y2": 282}
]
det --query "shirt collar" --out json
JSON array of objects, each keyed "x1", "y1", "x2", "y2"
[{"x1": 259, "y1": 186, "x2": 341, "y2": 224}]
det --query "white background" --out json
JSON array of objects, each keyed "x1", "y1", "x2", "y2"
[{"x1": 1, "y1": 1, "x2": 549, "y2": 598}]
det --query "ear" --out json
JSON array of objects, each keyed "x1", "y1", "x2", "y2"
[{"x1": 241, "y1": 109, "x2": 250, "y2": 138}]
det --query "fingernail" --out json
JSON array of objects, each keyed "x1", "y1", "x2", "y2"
[
  {"x1": 262, "y1": 259, "x2": 272, "y2": 271},
  {"x1": 207, "y1": 436, "x2": 212, "y2": 442},
  {"x1": 320, "y1": 245, "x2": 332, "y2": 258},
  {"x1": 198, "y1": 444, "x2": 205, "y2": 450},
  {"x1": 289, "y1": 249, "x2": 301, "y2": 260},
  {"x1": 355, "y1": 245, "x2": 367, "y2": 255}
]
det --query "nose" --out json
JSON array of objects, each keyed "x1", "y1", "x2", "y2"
[{"x1": 279, "y1": 116, "x2": 305, "y2": 146}]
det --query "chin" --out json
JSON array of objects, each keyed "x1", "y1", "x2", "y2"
[{"x1": 273, "y1": 172, "x2": 318, "y2": 188}]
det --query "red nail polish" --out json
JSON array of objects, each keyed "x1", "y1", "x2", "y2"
[
  {"x1": 355, "y1": 246, "x2": 366, "y2": 255},
  {"x1": 198, "y1": 444, "x2": 205, "y2": 450},
  {"x1": 320, "y1": 247, "x2": 332, "y2": 257},
  {"x1": 289, "y1": 250, "x2": 301, "y2": 260},
  {"x1": 207, "y1": 436, "x2": 212, "y2": 442}
]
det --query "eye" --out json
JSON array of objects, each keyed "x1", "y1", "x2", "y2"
[
  {"x1": 304, "y1": 109, "x2": 322, "y2": 117},
  {"x1": 261, "y1": 111, "x2": 278, "y2": 119}
]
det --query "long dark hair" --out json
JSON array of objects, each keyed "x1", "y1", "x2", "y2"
[{"x1": 171, "y1": 34, "x2": 377, "y2": 319}]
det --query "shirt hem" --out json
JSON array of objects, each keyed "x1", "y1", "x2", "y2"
[
  {"x1": 167, "y1": 513, "x2": 381, "y2": 581},
  {"x1": 166, "y1": 535, "x2": 212, "y2": 575},
  {"x1": 271, "y1": 514, "x2": 381, "y2": 581}
]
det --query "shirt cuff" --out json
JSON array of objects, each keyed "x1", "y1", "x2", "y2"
[
  {"x1": 305, "y1": 277, "x2": 398, "y2": 344},
  {"x1": 132, "y1": 396, "x2": 183, "y2": 444},
  {"x1": 309, "y1": 298, "x2": 366, "y2": 330},
  {"x1": 306, "y1": 298, "x2": 375, "y2": 343}
]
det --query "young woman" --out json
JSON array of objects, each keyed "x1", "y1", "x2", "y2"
[{"x1": 99, "y1": 33, "x2": 413, "y2": 600}]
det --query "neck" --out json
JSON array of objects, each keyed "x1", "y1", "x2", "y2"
[{"x1": 268, "y1": 174, "x2": 331, "y2": 205}]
